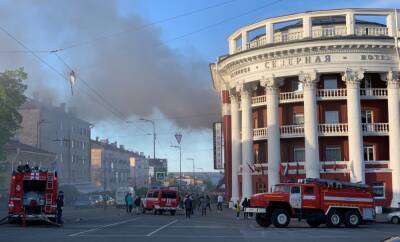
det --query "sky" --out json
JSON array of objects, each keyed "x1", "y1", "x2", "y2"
[{"x1": 0, "y1": 0, "x2": 399, "y2": 173}]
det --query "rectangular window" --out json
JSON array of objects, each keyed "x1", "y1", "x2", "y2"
[
  {"x1": 291, "y1": 186, "x2": 300, "y2": 194},
  {"x1": 326, "y1": 145, "x2": 341, "y2": 161},
  {"x1": 257, "y1": 183, "x2": 267, "y2": 193},
  {"x1": 292, "y1": 81, "x2": 303, "y2": 92},
  {"x1": 323, "y1": 77, "x2": 337, "y2": 89},
  {"x1": 361, "y1": 76, "x2": 372, "y2": 89},
  {"x1": 325, "y1": 111, "x2": 339, "y2": 124},
  {"x1": 304, "y1": 186, "x2": 314, "y2": 195},
  {"x1": 363, "y1": 145, "x2": 374, "y2": 161},
  {"x1": 294, "y1": 147, "x2": 305, "y2": 161},
  {"x1": 293, "y1": 113, "x2": 304, "y2": 125},
  {"x1": 372, "y1": 182, "x2": 385, "y2": 199},
  {"x1": 361, "y1": 110, "x2": 373, "y2": 124}
]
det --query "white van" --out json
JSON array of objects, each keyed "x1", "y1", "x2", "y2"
[{"x1": 115, "y1": 187, "x2": 135, "y2": 208}]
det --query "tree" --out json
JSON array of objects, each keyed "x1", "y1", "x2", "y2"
[{"x1": 0, "y1": 68, "x2": 27, "y2": 159}]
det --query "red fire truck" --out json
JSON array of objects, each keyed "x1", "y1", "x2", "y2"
[
  {"x1": 8, "y1": 165, "x2": 58, "y2": 224},
  {"x1": 245, "y1": 178, "x2": 375, "y2": 228},
  {"x1": 142, "y1": 188, "x2": 180, "y2": 215}
]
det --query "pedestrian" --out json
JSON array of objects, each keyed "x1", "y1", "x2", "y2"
[
  {"x1": 184, "y1": 195, "x2": 193, "y2": 219},
  {"x1": 206, "y1": 195, "x2": 211, "y2": 212},
  {"x1": 200, "y1": 196, "x2": 207, "y2": 216},
  {"x1": 134, "y1": 196, "x2": 141, "y2": 214},
  {"x1": 217, "y1": 194, "x2": 223, "y2": 212},
  {"x1": 56, "y1": 191, "x2": 64, "y2": 224},
  {"x1": 235, "y1": 199, "x2": 240, "y2": 219},
  {"x1": 126, "y1": 193, "x2": 133, "y2": 213},
  {"x1": 124, "y1": 193, "x2": 129, "y2": 213},
  {"x1": 241, "y1": 197, "x2": 250, "y2": 219}
]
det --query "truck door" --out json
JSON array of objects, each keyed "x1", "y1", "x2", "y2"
[
  {"x1": 290, "y1": 186, "x2": 302, "y2": 209},
  {"x1": 302, "y1": 185, "x2": 318, "y2": 209}
]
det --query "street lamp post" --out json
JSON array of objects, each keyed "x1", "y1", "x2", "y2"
[
  {"x1": 140, "y1": 118, "x2": 156, "y2": 160},
  {"x1": 186, "y1": 158, "x2": 195, "y2": 188},
  {"x1": 170, "y1": 145, "x2": 182, "y2": 193}
]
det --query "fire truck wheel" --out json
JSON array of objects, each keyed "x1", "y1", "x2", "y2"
[
  {"x1": 326, "y1": 209, "x2": 342, "y2": 227},
  {"x1": 344, "y1": 210, "x2": 361, "y2": 228},
  {"x1": 271, "y1": 209, "x2": 290, "y2": 228},
  {"x1": 255, "y1": 213, "x2": 271, "y2": 227},
  {"x1": 391, "y1": 216, "x2": 400, "y2": 224}
]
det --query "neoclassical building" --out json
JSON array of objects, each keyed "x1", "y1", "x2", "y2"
[{"x1": 210, "y1": 8, "x2": 400, "y2": 209}]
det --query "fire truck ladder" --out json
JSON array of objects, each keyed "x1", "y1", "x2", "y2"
[{"x1": 45, "y1": 173, "x2": 54, "y2": 213}]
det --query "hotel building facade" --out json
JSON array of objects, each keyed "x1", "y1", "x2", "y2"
[{"x1": 210, "y1": 8, "x2": 400, "y2": 208}]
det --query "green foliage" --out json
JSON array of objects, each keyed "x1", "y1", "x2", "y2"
[{"x1": 0, "y1": 68, "x2": 27, "y2": 159}]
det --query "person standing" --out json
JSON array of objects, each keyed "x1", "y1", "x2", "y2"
[
  {"x1": 184, "y1": 195, "x2": 193, "y2": 219},
  {"x1": 124, "y1": 193, "x2": 129, "y2": 213},
  {"x1": 235, "y1": 199, "x2": 241, "y2": 219},
  {"x1": 217, "y1": 195, "x2": 223, "y2": 212},
  {"x1": 126, "y1": 193, "x2": 133, "y2": 213},
  {"x1": 200, "y1": 196, "x2": 207, "y2": 216},
  {"x1": 56, "y1": 191, "x2": 64, "y2": 224},
  {"x1": 241, "y1": 197, "x2": 250, "y2": 220},
  {"x1": 206, "y1": 195, "x2": 211, "y2": 212},
  {"x1": 134, "y1": 196, "x2": 141, "y2": 214}
]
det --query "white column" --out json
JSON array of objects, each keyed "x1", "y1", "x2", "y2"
[
  {"x1": 238, "y1": 84, "x2": 254, "y2": 199},
  {"x1": 387, "y1": 14, "x2": 395, "y2": 37},
  {"x1": 342, "y1": 68, "x2": 365, "y2": 183},
  {"x1": 230, "y1": 92, "x2": 241, "y2": 202},
  {"x1": 229, "y1": 38, "x2": 236, "y2": 55},
  {"x1": 261, "y1": 76, "x2": 281, "y2": 191},
  {"x1": 241, "y1": 31, "x2": 248, "y2": 51},
  {"x1": 386, "y1": 71, "x2": 400, "y2": 208},
  {"x1": 299, "y1": 71, "x2": 320, "y2": 179},
  {"x1": 266, "y1": 22, "x2": 274, "y2": 44},
  {"x1": 346, "y1": 13, "x2": 355, "y2": 35},
  {"x1": 303, "y1": 16, "x2": 312, "y2": 39}
]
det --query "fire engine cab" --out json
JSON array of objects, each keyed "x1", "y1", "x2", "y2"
[
  {"x1": 8, "y1": 165, "x2": 58, "y2": 223},
  {"x1": 142, "y1": 188, "x2": 180, "y2": 215},
  {"x1": 245, "y1": 178, "x2": 375, "y2": 228}
]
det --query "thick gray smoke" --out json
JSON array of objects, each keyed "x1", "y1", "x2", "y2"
[{"x1": 0, "y1": 0, "x2": 220, "y2": 129}]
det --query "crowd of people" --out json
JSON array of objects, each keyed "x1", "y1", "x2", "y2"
[
  {"x1": 183, "y1": 194, "x2": 222, "y2": 219},
  {"x1": 124, "y1": 193, "x2": 141, "y2": 214}
]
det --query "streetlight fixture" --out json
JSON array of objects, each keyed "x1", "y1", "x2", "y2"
[
  {"x1": 140, "y1": 118, "x2": 156, "y2": 160},
  {"x1": 186, "y1": 158, "x2": 195, "y2": 187}
]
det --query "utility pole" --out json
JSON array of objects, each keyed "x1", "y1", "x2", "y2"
[{"x1": 171, "y1": 132, "x2": 182, "y2": 195}]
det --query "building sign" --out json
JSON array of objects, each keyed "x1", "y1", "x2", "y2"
[
  {"x1": 213, "y1": 122, "x2": 223, "y2": 170},
  {"x1": 264, "y1": 55, "x2": 332, "y2": 70},
  {"x1": 156, "y1": 172, "x2": 165, "y2": 181}
]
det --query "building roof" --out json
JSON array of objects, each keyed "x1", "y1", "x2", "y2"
[{"x1": 3, "y1": 140, "x2": 55, "y2": 155}]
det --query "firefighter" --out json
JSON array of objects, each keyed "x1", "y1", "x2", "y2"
[{"x1": 56, "y1": 191, "x2": 64, "y2": 224}]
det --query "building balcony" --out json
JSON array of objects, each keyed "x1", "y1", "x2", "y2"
[
  {"x1": 239, "y1": 160, "x2": 389, "y2": 175},
  {"x1": 253, "y1": 123, "x2": 389, "y2": 140},
  {"x1": 251, "y1": 88, "x2": 387, "y2": 106}
]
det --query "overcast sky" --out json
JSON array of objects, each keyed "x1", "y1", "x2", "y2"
[{"x1": 0, "y1": 0, "x2": 398, "y2": 172}]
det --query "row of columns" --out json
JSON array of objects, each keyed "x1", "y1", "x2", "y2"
[{"x1": 228, "y1": 69, "x2": 400, "y2": 208}]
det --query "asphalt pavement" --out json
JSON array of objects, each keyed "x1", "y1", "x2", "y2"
[{"x1": 0, "y1": 206, "x2": 399, "y2": 242}]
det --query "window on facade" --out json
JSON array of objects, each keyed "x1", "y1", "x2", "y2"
[
  {"x1": 257, "y1": 183, "x2": 267, "y2": 193},
  {"x1": 361, "y1": 110, "x2": 373, "y2": 124},
  {"x1": 372, "y1": 182, "x2": 385, "y2": 199},
  {"x1": 363, "y1": 145, "x2": 374, "y2": 161},
  {"x1": 293, "y1": 147, "x2": 305, "y2": 161},
  {"x1": 325, "y1": 111, "x2": 339, "y2": 124},
  {"x1": 361, "y1": 76, "x2": 372, "y2": 89},
  {"x1": 323, "y1": 77, "x2": 337, "y2": 89},
  {"x1": 293, "y1": 113, "x2": 304, "y2": 125},
  {"x1": 325, "y1": 145, "x2": 341, "y2": 161},
  {"x1": 292, "y1": 81, "x2": 303, "y2": 92}
]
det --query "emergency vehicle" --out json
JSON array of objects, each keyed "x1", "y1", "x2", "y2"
[
  {"x1": 8, "y1": 165, "x2": 58, "y2": 223},
  {"x1": 245, "y1": 178, "x2": 375, "y2": 228},
  {"x1": 142, "y1": 188, "x2": 180, "y2": 215}
]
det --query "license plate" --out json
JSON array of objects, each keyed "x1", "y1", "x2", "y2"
[{"x1": 245, "y1": 208, "x2": 266, "y2": 213}]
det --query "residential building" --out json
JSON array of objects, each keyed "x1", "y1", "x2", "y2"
[
  {"x1": 210, "y1": 8, "x2": 400, "y2": 208},
  {"x1": 16, "y1": 98, "x2": 91, "y2": 185}
]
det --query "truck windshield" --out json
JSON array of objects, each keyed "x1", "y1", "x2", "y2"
[{"x1": 274, "y1": 185, "x2": 289, "y2": 193}]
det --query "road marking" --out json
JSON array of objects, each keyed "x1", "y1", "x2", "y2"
[
  {"x1": 69, "y1": 217, "x2": 140, "y2": 237},
  {"x1": 146, "y1": 219, "x2": 178, "y2": 237}
]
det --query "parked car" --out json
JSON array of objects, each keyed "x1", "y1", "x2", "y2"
[
  {"x1": 387, "y1": 211, "x2": 400, "y2": 224},
  {"x1": 89, "y1": 194, "x2": 104, "y2": 206},
  {"x1": 103, "y1": 194, "x2": 115, "y2": 205}
]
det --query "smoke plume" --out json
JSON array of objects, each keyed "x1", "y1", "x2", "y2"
[{"x1": 0, "y1": 0, "x2": 220, "y2": 129}]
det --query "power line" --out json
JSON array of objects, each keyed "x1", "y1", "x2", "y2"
[{"x1": 55, "y1": 0, "x2": 238, "y2": 52}]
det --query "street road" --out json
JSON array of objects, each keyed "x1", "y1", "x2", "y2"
[{"x1": 0, "y1": 206, "x2": 399, "y2": 242}]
